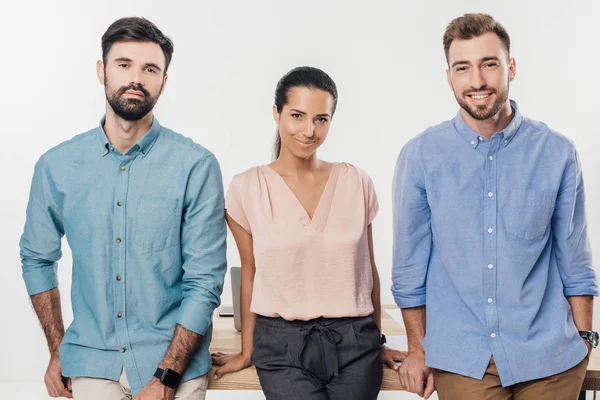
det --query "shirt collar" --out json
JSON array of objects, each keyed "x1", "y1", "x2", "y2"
[
  {"x1": 453, "y1": 99, "x2": 523, "y2": 148},
  {"x1": 96, "y1": 115, "x2": 162, "y2": 157}
]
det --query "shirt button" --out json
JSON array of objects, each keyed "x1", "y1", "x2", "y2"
[
  {"x1": 488, "y1": 228, "x2": 493, "y2": 234},
  {"x1": 488, "y1": 192, "x2": 493, "y2": 197},
  {"x1": 504, "y1": 140, "x2": 508, "y2": 144},
  {"x1": 117, "y1": 312, "x2": 122, "y2": 318},
  {"x1": 120, "y1": 348, "x2": 126, "y2": 353},
  {"x1": 487, "y1": 264, "x2": 493, "y2": 269},
  {"x1": 116, "y1": 275, "x2": 122, "y2": 281},
  {"x1": 491, "y1": 333, "x2": 496, "y2": 339},
  {"x1": 116, "y1": 238, "x2": 122, "y2": 243},
  {"x1": 489, "y1": 156, "x2": 494, "y2": 161},
  {"x1": 471, "y1": 140, "x2": 476, "y2": 145},
  {"x1": 488, "y1": 298, "x2": 493, "y2": 303},
  {"x1": 117, "y1": 201, "x2": 123, "y2": 207},
  {"x1": 478, "y1": 137, "x2": 483, "y2": 141},
  {"x1": 110, "y1": 147, "x2": 115, "y2": 151},
  {"x1": 120, "y1": 166, "x2": 126, "y2": 171},
  {"x1": 103, "y1": 149, "x2": 108, "y2": 155}
]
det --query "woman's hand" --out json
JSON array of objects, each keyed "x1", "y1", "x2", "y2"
[
  {"x1": 381, "y1": 345, "x2": 408, "y2": 371},
  {"x1": 211, "y1": 352, "x2": 252, "y2": 379}
]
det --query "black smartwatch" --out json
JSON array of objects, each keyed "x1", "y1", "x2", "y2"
[
  {"x1": 579, "y1": 331, "x2": 599, "y2": 349},
  {"x1": 380, "y1": 333, "x2": 387, "y2": 346},
  {"x1": 154, "y1": 367, "x2": 182, "y2": 389}
]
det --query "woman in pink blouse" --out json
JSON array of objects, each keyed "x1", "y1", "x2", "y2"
[{"x1": 212, "y1": 67, "x2": 404, "y2": 399}]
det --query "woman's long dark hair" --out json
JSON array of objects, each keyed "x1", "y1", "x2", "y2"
[{"x1": 273, "y1": 67, "x2": 338, "y2": 159}]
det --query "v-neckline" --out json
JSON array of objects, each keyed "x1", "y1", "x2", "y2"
[{"x1": 263, "y1": 163, "x2": 339, "y2": 228}]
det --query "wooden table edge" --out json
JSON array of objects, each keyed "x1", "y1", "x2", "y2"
[{"x1": 208, "y1": 305, "x2": 600, "y2": 391}]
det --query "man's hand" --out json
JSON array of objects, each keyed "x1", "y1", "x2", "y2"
[
  {"x1": 381, "y1": 346, "x2": 407, "y2": 372},
  {"x1": 44, "y1": 354, "x2": 72, "y2": 398},
  {"x1": 133, "y1": 379, "x2": 175, "y2": 400},
  {"x1": 211, "y1": 352, "x2": 252, "y2": 379},
  {"x1": 30, "y1": 289, "x2": 70, "y2": 398},
  {"x1": 398, "y1": 351, "x2": 434, "y2": 399}
]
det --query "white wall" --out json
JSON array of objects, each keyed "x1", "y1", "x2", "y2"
[{"x1": 1, "y1": 0, "x2": 598, "y2": 398}]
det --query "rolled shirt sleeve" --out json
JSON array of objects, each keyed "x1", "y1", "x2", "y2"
[
  {"x1": 20, "y1": 155, "x2": 64, "y2": 296},
  {"x1": 177, "y1": 154, "x2": 227, "y2": 335},
  {"x1": 552, "y1": 148, "x2": 598, "y2": 297},
  {"x1": 391, "y1": 141, "x2": 432, "y2": 308}
]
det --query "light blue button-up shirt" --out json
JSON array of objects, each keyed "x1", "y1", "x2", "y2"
[
  {"x1": 20, "y1": 117, "x2": 227, "y2": 395},
  {"x1": 392, "y1": 101, "x2": 597, "y2": 386}
]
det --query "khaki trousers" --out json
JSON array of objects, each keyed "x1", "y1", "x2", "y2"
[
  {"x1": 71, "y1": 369, "x2": 208, "y2": 400},
  {"x1": 434, "y1": 354, "x2": 589, "y2": 400}
]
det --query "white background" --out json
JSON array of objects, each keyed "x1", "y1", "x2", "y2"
[{"x1": 1, "y1": 0, "x2": 598, "y2": 399}]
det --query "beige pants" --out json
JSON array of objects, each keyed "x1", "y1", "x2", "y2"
[
  {"x1": 71, "y1": 369, "x2": 208, "y2": 400},
  {"x1": 434, "y1": 354, "x2": 589, "y2": 400}
]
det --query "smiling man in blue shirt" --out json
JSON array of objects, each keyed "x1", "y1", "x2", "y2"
[
  {"x1": 20, "y1": 17, "x2": 226, "y2": 400},
  {"x1": 392, "y1": 14, "x2": 597, "y2": 400}
]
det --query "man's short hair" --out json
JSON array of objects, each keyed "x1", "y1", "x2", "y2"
[{"x1": 443, "y1": 13, "x2": 510, "y2": 62}]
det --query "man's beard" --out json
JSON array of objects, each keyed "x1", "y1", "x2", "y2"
[
  {"x1": 105, "y1": 79, "x2": 159, "y2": 121},
  {"x1": 455, "y1": 82, "x2": 509, "y2": 121}
]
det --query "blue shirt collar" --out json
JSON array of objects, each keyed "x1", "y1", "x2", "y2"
[
  {"x1": 96, "y1": 115, "x2": 162, "y2": 157},
  {"x1": 453, "y1": 99, "x2": 523, "y2": 148}
]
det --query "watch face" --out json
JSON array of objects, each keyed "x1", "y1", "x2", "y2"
[
  {"x1": 162, "y1": 369, "x2": 182, "y2": 388},
  {"x1": 591, "y1": 331, "x2": 599, "y2": 347}
]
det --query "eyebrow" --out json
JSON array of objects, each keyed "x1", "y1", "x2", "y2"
[
  {"x1": 113, "y1": 57, "x2": 163, "y2": 72},
  {"x1": 481, "y1": 56, "x2": 501, "y2": 63},
  {"x1": 289, "y1": 109, "x2": 331, "y2": 117},
  {"x1": 451, "y1": 56, "x2": 501, "y2": 68}
]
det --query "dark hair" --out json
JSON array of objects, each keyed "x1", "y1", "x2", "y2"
[
  {"x1": 443, "y1": 13, "x2": 510, "y2": 63},
  {"x1": 102, "y1": 17, "x2": 174, "y2": 73},
  {"x1": 273, "y1": 66, "x2": 338, "y2": 159}
]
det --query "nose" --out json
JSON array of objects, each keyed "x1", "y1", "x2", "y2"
[
  {"x1": 129, "y1": 68, "x2": 144, "y2": 87},
  {"x1": 469, "y1": 68, "x2": 486, "y2": 90},
  {"x1": 304, "y1": 120, "x2": 315, "y2": 138}
]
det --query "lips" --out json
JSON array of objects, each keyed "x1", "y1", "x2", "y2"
[
  {"x1": 466, "y1": 91, "x2": 494, "y2": 99},
  {"x1": 470, "y1": 93, "x2": 490, "y2": 100},
  {"x1": 295, "y1": 138, "x2": 316, "y2": 148},
  {"x1": 465, "y1": 91, "x2": 495, "y2": 104},
  {"x1": 124, "y1": 90, "x2": 145, "y2": 98},
  {"x1": 118, "y1": 84, "x2": 149, "y2": 99}
]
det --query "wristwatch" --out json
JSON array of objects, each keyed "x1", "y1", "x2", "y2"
[
  {"x1": 381, "y1": 333, "x2": 387, "y2": 346},
  {"x1": 579, "y1": 331, "x2": 599, "y2": 349},
  {"x1": 154, "y1": 367, "x2": 182, "y2": 389}
]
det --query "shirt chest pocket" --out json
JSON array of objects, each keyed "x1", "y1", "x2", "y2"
[
  {"x1": 133, "y1": 198, "x2": 180, "y2": 251},
  {"x1": 504, "y1": 189, "x2": 555, "y2": 241}
]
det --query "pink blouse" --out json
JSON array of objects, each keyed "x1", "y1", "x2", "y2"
[{"x1": 225, "y1": 162, "x2": 379, "y2": 321}]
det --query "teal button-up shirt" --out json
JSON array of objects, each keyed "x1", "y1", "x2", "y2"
[{"x1": 20, "y1": 117, "x2": 227, "y2": 395}]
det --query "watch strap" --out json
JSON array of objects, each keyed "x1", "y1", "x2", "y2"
[{"x1": 154, "y1": 367, "x2": 165, "y2": 380}]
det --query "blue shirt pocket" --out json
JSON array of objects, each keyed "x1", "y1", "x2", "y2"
[
  {"x1": 133, "y1": 197, "x2": 180, "y2": 251},
  {"x1": 505, "y1": 189, "x2": 554, "y2": 241}
]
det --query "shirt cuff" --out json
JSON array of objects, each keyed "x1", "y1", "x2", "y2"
[
  {"x1": 22, "y1": 263, "x2": 59, "y2": 296},
  {"x1": 564, "y1": 286, "x2": 599, "y2": 297},
  {"x1": 392, "y1": 291, "x2": 427, "y2": 309},
  {"x1": 177, "y1": 298, "x2": 215, "y2": 336}
]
